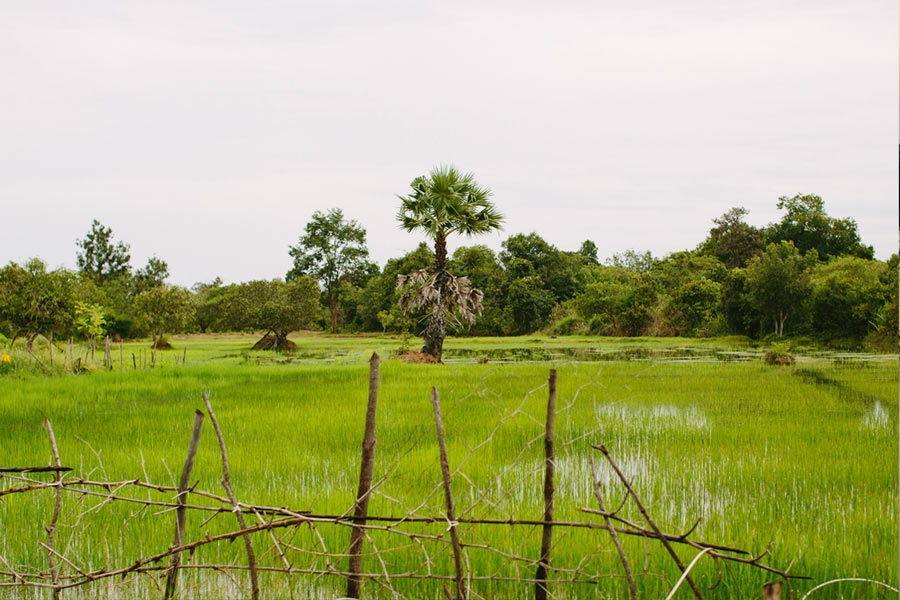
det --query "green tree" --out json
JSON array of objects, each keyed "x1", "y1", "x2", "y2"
[
  {"x1": 768, "y1": 194, "x2": 873, "y2": 260},
  {"x1": 700, "y1": 207, "x2": 765, "y2": 268},
  {"x1": 354, "y1": 244, "x2": 432, "y2": 332},
  {"x1": 746, "y1": 241, "x2": 816, "y2": 336},
  {"x1": 396, "y1": 166, "x2": 504, "y2": 361},
  {"x1": 0, "y1": 259, "x2": 77, "y2": 353},
  {"x1": 810, "y1": 256, "x2": 887, "y2": 342},
  {"x1": 233, "y1": 278, "x2": 319, "y2": 350},
  {"x1": 76, "y1": 220, "x2": 132, "y2": 283},
  {"x1": 667, "y1": 277, "x2": 721, "y2": 336},
  {"x1": 132, "y1": 256, "x2": 170, "y2": 295},
  {"x1": 287, "y1": 209, "x2": 372, "y2": 333},
  {"x1": 503, "y1": 276, "x2": 555, "y2": 335},
  {"x1": 134, "y1": 285, "x2": 193, "y2": 347},
  {"x1": 578, "y1": 240, "x2": 599, "y2": 265},
  {"x1": 500, "y1": 233, "x2": 582, "y2": 301},
  {"x1": 74, "y1": 302, "x2": 106, "y2": 348}
]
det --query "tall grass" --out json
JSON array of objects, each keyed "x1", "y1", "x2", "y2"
[{"x1": 0, "y1": 335, "x2": 896, "y2": 598}]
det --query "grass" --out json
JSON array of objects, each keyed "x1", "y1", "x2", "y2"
[{"x1": 0, "y1": 333, "x2": 897, "y2": 599}]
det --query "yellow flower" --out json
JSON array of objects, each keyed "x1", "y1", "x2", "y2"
[{"x1": 1, "y1": 352, "x2": 10, "y2": 364}]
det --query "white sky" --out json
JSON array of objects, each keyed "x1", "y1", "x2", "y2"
[{"x1": 1, "y1": 1, "x2": 897, "y2": 286}]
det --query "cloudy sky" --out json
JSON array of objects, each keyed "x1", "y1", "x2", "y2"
[{"x1": 2, "y1": 1, "x2": 897, "y2": 286}]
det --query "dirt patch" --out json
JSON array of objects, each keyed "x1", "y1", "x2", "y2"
[
  {"x1": 152, "y1": 339, "x2": 174, "y2": 350},
  {"x1": 251, "y1": 333, "x2": 297, "y2": 351},
  {"x1": 395, "y1": 350, "x2": 438, "y2": 364}
]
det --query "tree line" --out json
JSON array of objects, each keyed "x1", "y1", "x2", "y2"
[{"x1": 1, "y1": 185, "x2": 896, "y2": 354}]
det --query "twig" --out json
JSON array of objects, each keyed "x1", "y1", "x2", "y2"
[
  {"x1": 588, "y1": 455, "x2": 637, "y2": 600},
  {"x1": 42, "y1": 417, "x2": 63, "y2": 599},
  {"x1": 163, "y1": 409, "x2": 204, "y2": 600},
  {"x1": 594, "y1": 443, "x2": 703, "y2": 599},
  {"x1": 203, "y1": 393, "x2": 259, "y2": 600}
]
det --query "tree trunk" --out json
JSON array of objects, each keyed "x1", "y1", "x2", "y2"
[
  {"x1": 422, "y1": 235, "x2": 449, "y2": 362},
  {"x1": 329, "y1": 296, "x2": 338, "y2": 334},
  {"x1": 25, "y1": 333, "x2": 38, "y2": 355}
]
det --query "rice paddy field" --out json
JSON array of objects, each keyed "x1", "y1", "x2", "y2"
[{"x1": 0, "y1": 333, "x2": 897, "y2": 599}]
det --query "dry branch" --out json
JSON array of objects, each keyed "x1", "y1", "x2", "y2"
[
  {"x1": 203, "y1": 393, "x2": 259, "y2": 600},
  {"x1": 163, "y1": 409, "x2": 204, "y2": 600}
]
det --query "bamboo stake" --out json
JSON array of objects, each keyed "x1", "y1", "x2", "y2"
[
  {"x1": 431, "y1": 387, "x2": 466, "y2": 600},
  {"x1": 346, "y1": 352, "x2": 380, "y2": 599},
  {"x1": 202, "y1": 393, "x2": 259, "y2": 600},
  {"x1": 49, "y1": 332, "x2": 53, "y2": 368},
  {"x1": 163, "y1": 410, "x2": 204, "y2": 600},
  {"x1": 535, "y1": 369, "x2": 557, "y2": 600},
  {"x1": 42, "y1": 417, "x2": 62, "y2": 599},
  {"x1": 594, "y1": 443, "x2": 703, "y2": 600}
]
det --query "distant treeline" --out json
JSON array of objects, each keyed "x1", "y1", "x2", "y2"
[{"x1": 1, "y1": 194, "x2": 897, "y2": 350}]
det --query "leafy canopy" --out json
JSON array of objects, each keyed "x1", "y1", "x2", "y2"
[
  {"x1": 397, "y1": 165, "x2": 504, "y2": 243},
  {"x1": 76, "y1": 220, "x2": 131, "y2": 283}
]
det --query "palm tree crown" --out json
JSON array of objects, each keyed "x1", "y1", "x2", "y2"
[{"x1": 396, "y1": 165, "x2": 505, "y2": 246}]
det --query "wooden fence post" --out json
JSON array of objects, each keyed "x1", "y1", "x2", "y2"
[
  {"x1": 431, "y1": 386, "x2": 466, "y2": 600},
  {"x1": 163, "y1": 410, "x2": 204, "y2": 600},
  {"x1": 763, "y1": 581, "x2": 782, "y2": 600},
  {"x1": 535, "y1": 369, "x2": 557, "y2": 600},
  {"x1": 346, "y1": 352, "x2": 381, "y2": 599}
]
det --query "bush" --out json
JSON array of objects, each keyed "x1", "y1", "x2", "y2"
[
  {"x1": 588, "y1": 314, "x2": 613, "y2": 335},
  {"x1": 549, "y1": 316, "x2": 583, "y2": 336},
  {"x1": 764, "y1": 342, "x2": 794, "y2": 365}
]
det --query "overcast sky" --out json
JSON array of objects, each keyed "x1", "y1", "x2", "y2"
[{"x1": 2, "y1": 1, "x2": 897, "y2": 286}]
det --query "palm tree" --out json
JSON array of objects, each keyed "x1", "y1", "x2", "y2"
[{"x1": 396, "y1": 165, "x2": 504, "y2": 361}]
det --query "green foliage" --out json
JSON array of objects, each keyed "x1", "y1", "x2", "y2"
[
  {"x1": 604, "y1": 249, "x2": 656, "y2": 273},
  {"x1": 0, "y1": 259, "x2": 77, "y2": 345},
  {"x1": 74, "y1": 302, "x2": 106, "y2": 342},
  {"x1": 134, "y1": 285, "x2": 193, "y2": 343},
  {"x1": 764, "y1": 341, "x2": 795, "y2": 365},
  {"x1": 287, "y1": 208, "x2": 373, "y2": 333},
  {"x1": 668, "y1": 277, "x2": 721, "y2": 336},
  {"x1": 718, "y1": 268, "x2": 761, "y2": 337},
  {"x1": 577, "y1": 240, "x2": 599, "y2": 265},
  {"x1": 396, "y1": 166, "x2": 504, "y2": 247},
  {"x1": 503, "y1": 276, "x2": 555, "y2": 335},
  {"x1": 132, "y1": 256, "x2": 169, "y2": 295},
  {"x1": 652, "y1": 251, "x2": 727, "y2": 290},
  {"x1": 232, "y1": 277, "x2": 320, "y2": 340},
  {"x1": 768, "y1": 194, "x2": 873, "y2": 260},
  {"x1": 76, "y1": 219, "x2": 132, "y2": 283},
  {"x1": 501, "y1": 233, "x2": 582, "y2": 302},
  {"x1": 746, "y1": 241, "x2": 816, "y2": 336},
  {"x1": 810, "y1": 256, "x2": 887, "y2": 342},
  {"x1": 699, "y1": 207, "x2": 765, "y2": 268}
]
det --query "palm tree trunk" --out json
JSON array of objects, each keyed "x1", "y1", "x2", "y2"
[{"x1": 423, "y1": 235, "x2": 449, "y2": 361}]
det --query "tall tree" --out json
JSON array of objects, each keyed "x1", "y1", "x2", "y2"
[
  {"x1": 287, "y1": 209, "x2": 371, "y2": 333},
  {"x1": 768, "y1": 194, "x2": 873, "y2": 260},
  {"x1": 396, "y1": 166, "x2": 504, "y2": 361},
  {"x1": 746, "y1": 241, "x2": 816, "y2": 336},
  {"x1": 700, "y1": 207, "x2": 765, "y2": 268},
  {"x1": 132, "y1": 256, "x2": 170, "y2": 295},
  {"x1": 76, "y1": 220, "x2": 132, "y2": 283},
  {"x1": 134, "y1": 285, "x2": 193, "y2": 348},
  {"x1": 0, "y1": 259, "x2": 76, "y2": 352}
]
